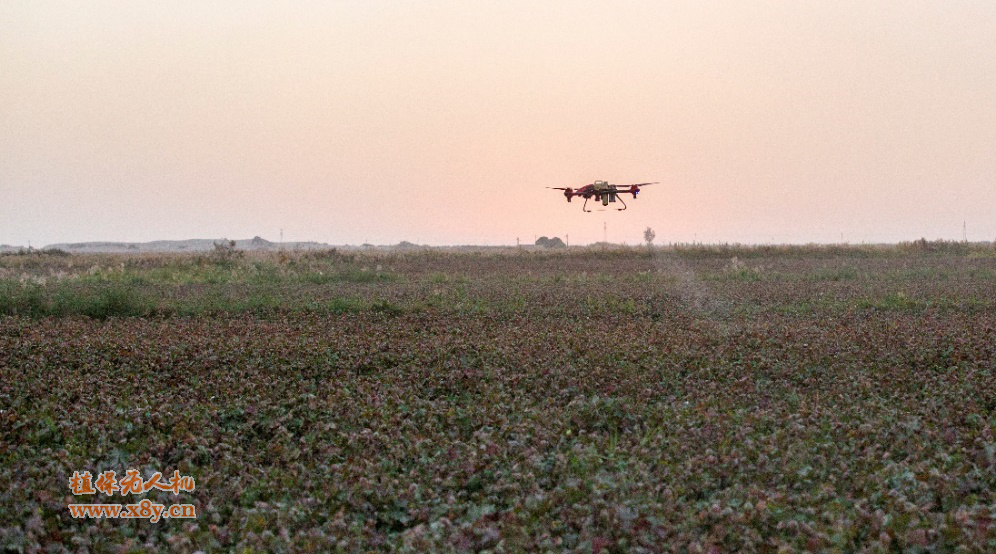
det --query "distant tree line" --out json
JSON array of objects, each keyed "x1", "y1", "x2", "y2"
[{"x1": 535, "y1": 236, "x2": 566, "y2": 248}]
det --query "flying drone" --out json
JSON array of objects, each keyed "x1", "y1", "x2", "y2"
[{"x1": 547, "y1": 180, "x2": 658, "y2": 212}]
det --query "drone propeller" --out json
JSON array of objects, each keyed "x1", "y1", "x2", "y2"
[
  {"x1": 624, "y1": 181, "x2": 658, "y2": 199},
  {"x1": 547, "y1": 186, "x2": 576, "y2": 202}
]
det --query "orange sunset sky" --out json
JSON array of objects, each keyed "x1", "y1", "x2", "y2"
[{"x1": 2, "y1": 1, "x2": 994, "y2": 246}]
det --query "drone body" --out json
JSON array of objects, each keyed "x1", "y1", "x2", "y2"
[{"x1": 547, "y1": 180, "x2": 658, "y2": 212}]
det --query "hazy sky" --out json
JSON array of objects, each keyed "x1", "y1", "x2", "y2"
[{"x1": 2, "y1": 1, "x2": 994, "y2": 246}]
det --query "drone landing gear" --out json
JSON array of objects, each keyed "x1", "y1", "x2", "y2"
[{"x1": 584, "y1": 195, "x2": 628, "y2": 212}]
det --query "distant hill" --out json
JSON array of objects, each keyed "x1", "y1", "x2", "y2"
[{"x1": 43, "y1": 237, "x2": 332, "y2": 253}]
